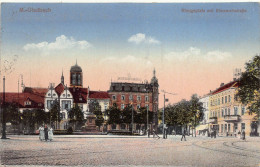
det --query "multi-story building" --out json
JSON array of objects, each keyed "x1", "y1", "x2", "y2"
[
  {"x1": 208, "y1": 80, "x2": 258, "y2": 137},
  {"x1": 197, "y1": 94, "x2": 210, "y2": 136},
  {"x1": 107, "y1": 69, "x2": 159, "y2": 131}
]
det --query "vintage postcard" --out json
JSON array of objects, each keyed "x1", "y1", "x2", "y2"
[{"x1": 0, "y1": 2, "x2": 260, "y2": 167}]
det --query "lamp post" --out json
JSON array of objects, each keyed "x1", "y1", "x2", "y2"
[
  {"x1": 161, "y1": 90, "x2": 177, "y2": 139},
  {"x1": 131, "y1": 102, "x2": 134, "y2": 135},
  {"x1": 1, "y1": 76, "x2": 7, "y2": 139}
]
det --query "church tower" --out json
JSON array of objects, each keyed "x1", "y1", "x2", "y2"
[{"x1": 70, "y1": 60, "x2": 83, "y2": 88}]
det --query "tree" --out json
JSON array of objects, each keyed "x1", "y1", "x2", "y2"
[
  {"x1": 34, "y1": 108, "x2": 48, "y2": 126},
  {"x1": 189, "y1": 94, "x2": 204, "y2": 137},
  {"x1": 68, "y1": 104, "x2": 84, "y2": 130},
  {"x1": 105, "y1": 106, "x2": 122, "y2": 125},
  {"x1": 5, "y1": 103, "x2": 21, "y2": 133},
  {"x1": 50, "y1": 100, "x2": 61, "y2": 129},
  {"x1": 21, "y1": 109, "x2": 36, "y2": 134},
  {"x1": 236, "y1": 55, "x2": 260, "y2": 115},
  {"x1": 89, "y1": 100, "x2": 104, "y2": 130}
]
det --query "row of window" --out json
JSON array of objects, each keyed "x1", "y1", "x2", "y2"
[
  {"x1": 112, "y1": 95, "x2": 149, "y2": 102},
  {"x1": 210, "y1": 106, "x2": 245, "y2": 118},
  {"x1": 219, "y1": 123, "x2": 245, "y2": 133},
  {"x1": 47, "y1": 100, "x2": 72, "y2": 110},
  {"x1": 47, "y1": 93, "x2": 71, "y2": 97},
  {"x1": 120, "y1": 103, "x2": 149, "y2": 110},
  {"x1": 211, "y1": 95, "x2": 233, "y2": 106}
]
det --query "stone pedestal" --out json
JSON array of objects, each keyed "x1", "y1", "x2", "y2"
[{"x1": 84, "y1": 112, "x2": 98, "y2": 132}]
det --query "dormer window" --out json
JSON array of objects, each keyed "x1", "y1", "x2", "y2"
[
  {"x1": 68, "y1": 94, "x2": 70, "y2": 97},
  {"x1": 48, "y1": 93, "x2": 51, "y2": 96},
  {"x1": 63, "y1": 94, "x2": 65, "y2": 97},
  {"x1": 53, "y1": 94, "x2": 56, "y2": 96},
  {"x1": 24, "y1": 101, "x2": 31, "y2": 106}
]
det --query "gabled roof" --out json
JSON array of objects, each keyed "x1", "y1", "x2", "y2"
[
  {"x1": 0, "y1": 92, "x2": 45, "y2": 109},
  {"x1": 89, "y1": 91, "x2": 110, "y2": 99},
  {"x1": 211, "y1": 81, "x2": 239, "y2": 95},
  {"x1": 55, "y1": 83, "x2": 65, "y2": 96},
  {"x1": 68, "y1": 87, "x2": 88, "y2": 103}
]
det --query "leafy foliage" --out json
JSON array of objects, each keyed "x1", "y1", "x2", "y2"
[
  {"x1": 236, "y1": 55, "x2": 260, "y2": 115},
  {"x1": 89, "y1": 100, "x2": 104, "y2": 128},
  {"x1": 68, "y1": 104, "x2": 84, "y2": 129}
]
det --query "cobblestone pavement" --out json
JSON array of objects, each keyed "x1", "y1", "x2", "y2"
[{"x1": 1, "y1": 134, "x2": 260, "y2": 167}]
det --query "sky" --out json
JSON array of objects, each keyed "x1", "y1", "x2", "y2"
[{"x1": 1, "y1": 3, "x2": 260, "y2": 107}]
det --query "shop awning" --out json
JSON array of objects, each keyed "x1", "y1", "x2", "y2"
[{"x1": 196, "y1": 124, "x2": 208, "y2": 131}]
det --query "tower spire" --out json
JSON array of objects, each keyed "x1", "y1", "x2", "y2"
[
  {"x1": 61, "y1": 69, "x2": 64, "y2": 85},
  {"x1": 153, "y1": 68, "x2": 156, "y2": 77},
  {"x1": 76, "y1": 59, "x2": 78, "y2": 65}
]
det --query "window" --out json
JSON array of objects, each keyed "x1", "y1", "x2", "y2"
[
  {"x1": 218, "y1": 111, "x2": 220, "y2": 118},
  {"x1": 241, "y1": 106, "x2": 245, "y2": 115},
  {"x1": 228, "y1": 95, "x2": 231, "y2": 102},
  {"x1": 225, "y1": 96, "x2": 227, "y2": 103},
  {"x1": 48, "y1": 93, "x2": 51, "y2": 96},
  {"x1": 25, "y1": 101, "x2": 31, "y2": 105},
  {"x1": 222, "y1": 97, "x2": 224, "y2": 104},
  {"x1": 145, "y1": 96, "x2": 149, "y2": 102},
  {"x1": 112, "y1": 95, "x2": 116, "y2": 100},
  {"x1": 221, "y1": 109, "x2": 224, "y2": 117},
  {"x1": 122, "y1": 86, "x2": 125, "y2": 91},
  {"x1": 228, "y1": 108, "x2": 230, "y2": 115},
  {"x1": 68, "y1": 94, "x2": 70, "y2": 97},
  {"x1": 104, "y1": 105, "x2": 108, "y2": 110},
  {"x1": 121, "y1": 104, "x2": 125, "y2": 110},
  {"x1": 218, "y1": 99, "x2": 220, "y2": 105},
  {"x1": 130, "y1": 87, "x2": 132, "y2": 91},
  {"x1": 137, "y1": 104, "x2": 141, "y2": 109},
  {"x1": 62, "y1": 101, "x2": 71, "y2": 110},
  {"x1": 225, "y1": 108, "x2": 227, "y2": 116},
  {"x1": 112, "y1": 86, "x2": 115, "y2": 91},
  {"x1": 137, "y1": 96, "x2": 141, "y2": 101},
  {"x1": 241, "y1": 123, "x2": 245, "y2": 131},
  {"x1": 63, "y1": 94, "x2": 65, "y2": 97},
  {"x1": 234, "y1": 106, "x2": 238, "y2": 115},
  {"x1": 121, "y1": 95, "x2": 125, "y2": 100},
  {"x1": 47, "y1": 100, "x2": 54, "y2": 109},
  {"x1": 225, "y1": 124, "x2": 227, "y2": 132},
  {"x1": 129, "y1": 95, "x2": 133, "y2": 101},
  {"x1": 228, "y1": 124, "x2": 230, "y2": 132},
  {"x1": 221, "y1": 124, "x2": 223, "y2": 133},
  {"x1": 234, "y1": 123, "x2": 238, "y2": 132}
]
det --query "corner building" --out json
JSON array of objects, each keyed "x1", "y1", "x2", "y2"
[
  {"x1": 208, "y1": 81, "x2": 259, "y2": 137},
  {"x1": 108, "y1": 69, "x2": 159, "y2": 131}
]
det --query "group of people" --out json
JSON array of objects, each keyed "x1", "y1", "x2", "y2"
[{"x1": 39, "y1": 125, "x2": 53, "y2": 141}]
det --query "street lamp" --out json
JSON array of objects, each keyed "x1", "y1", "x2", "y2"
[
  {"x1": 131, "y1": 102, "x2": 134, "y2": 135},
  {"x1": 161, "y1": 90, "x2": 177, "y2": 139},
  {"x1": 1, "y1": 76, "x2": 7, "y2": 139}
]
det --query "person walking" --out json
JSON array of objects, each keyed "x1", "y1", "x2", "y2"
[
  {"x1": 147, "y1": 128, "x2": 150, "y2": 138},
  {"x1": 48, "y1": 127, "x2": 53, "y2": 141},
  {"x1": 241, "y1": 130, "x2": 246, "y2": 141},
  {"x1": 44, "y1": 125, "x2": 49, "y2": 141},
  {"x1": 39, "y1": 125, "x2": 44, "y2": 141},
  {"x1": 181, "y1": 128, "x2": 186, "y2": 141},
  {"x1": 153, "y1": 129, "x2": 160, "y2": 139}
]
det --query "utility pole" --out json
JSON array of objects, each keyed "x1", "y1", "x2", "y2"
[
  {"x1": 1, "y1": 76, "x2": 7, "y2": 139},
  {"x1": 161, "y1": 90, "x2": 177, "y2": 139}
]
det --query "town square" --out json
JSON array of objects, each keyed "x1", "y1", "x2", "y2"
[{"x1": 1, "y1": 2, "x2": 260, "y2": 167}]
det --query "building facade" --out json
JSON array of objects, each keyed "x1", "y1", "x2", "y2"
[{"x1": 208, "y1": 81, "x2": 258, "y2": 137}]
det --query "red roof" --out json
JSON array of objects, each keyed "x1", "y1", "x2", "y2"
[
  {"x1": 23, "y1": 87, "x2": 48, "y2": 96},
  {"x1": 0, "y1": 92, "x2": 45, "y2": 109},
  {"x1": 89, "y1": 91, "x2": 110, "y2": 99},
  {"x1": 55, "y1": 83, "x2": 65, "y2": 96},
  {"x1": 211, "y1": 81, "x2": 239, "y2": 95},
  {"x1": 69, "y1": 87, "x2": 88, "y2": 103}
]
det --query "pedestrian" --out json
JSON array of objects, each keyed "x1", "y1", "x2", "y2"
[
  {"x1": 238, "y1": 130, "x2": 241, "y2": 139},
  {"x1": 48, "y1": 127, "x2": 53, "y2": 141},
  {"x1": 147, "y1": 128, "x2": 150, "y2": 138},
  {"x1": 241, "y1": 130, "x2": 246, "y2": 141},
  {"x1": 153, "y1": 129, "x2": 160, "y2": 139},
  {"x1": 214, "y1": 130, "x2": 216, "y2": 138},
  {"x1": 181, "y1": 128, "x2": 186, "y2": 141},
  {"x1": 164, "y1": 127, "x2": 168, "y2": 139},
  {"x1": 39, "y1": 125, "x2": 44, "y2": 141},
  {"x1": 44, "y1": 125, "x2": 49, "y2": 141}
]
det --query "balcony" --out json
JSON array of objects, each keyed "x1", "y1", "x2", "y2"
[
  {"x1": 208, "y1": 117, "x2": 217, "y2": 124},
  {"x1": 224, "y1": 115, "x2": 240, "y2": 122}
]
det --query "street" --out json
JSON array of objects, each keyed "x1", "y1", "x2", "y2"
[{"x1": 1, "y1": 135, "x2": 260, "y2": 167}]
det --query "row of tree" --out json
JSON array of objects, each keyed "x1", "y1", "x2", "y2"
[{"x1": 160, "y1": 94, "x2": 204, "y2": 135}]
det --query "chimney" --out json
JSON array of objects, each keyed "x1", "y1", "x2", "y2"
[{"x1": 220, "y1": 83, "x2": 224, "y2": 87}]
